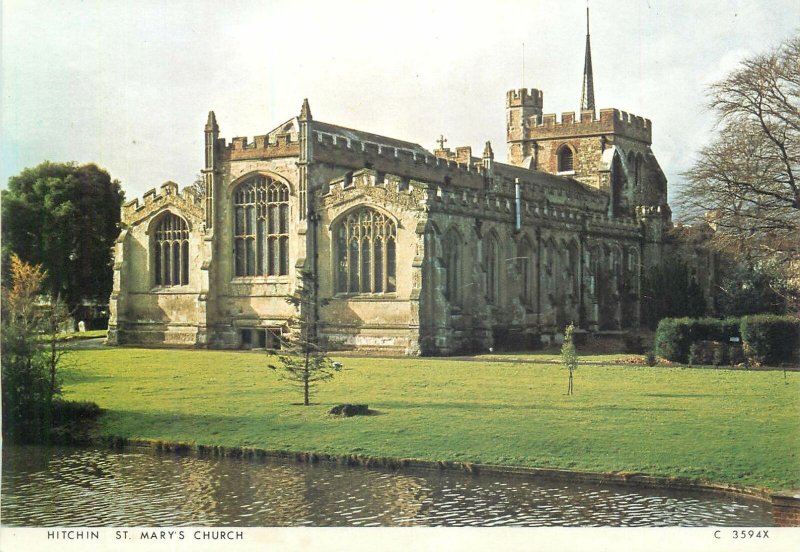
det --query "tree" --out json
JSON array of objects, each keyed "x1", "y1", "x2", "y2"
[
  {"x1": 680, "y1": 35, "x2": 799, "y2": 307},
  {"x1": 268, "y1": 272, "x2": 342, "y2": 406},
  {"x1": 1, "y1": 162, "x2": 125, "y2": 321},
  {"x1": 640, "y1": 261, "x2": 706, "y2": 330},
  {"x1": 714, "y1": 262, "x2": 786, "y2": 317},
  {"x1": 561, "y1": 323, "x2": 578, "y2": 396},
  {"x1": 190, "y1": 173, "x2": 206, "y2": 201},
  {"x1": 1, "y1": 255, "x2": 62, "y2": 442}
]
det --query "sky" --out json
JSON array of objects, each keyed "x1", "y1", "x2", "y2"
[{"x1": 2, "y1": 0, "x2": 798, "y2": 209}]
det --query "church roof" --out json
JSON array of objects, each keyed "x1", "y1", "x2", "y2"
[
  {"x1": 493, "y1": 161, "x2": 601, "y2": 197},
  {"x1": 313, "y1": 120, "x2": 431, "y2": 157}
]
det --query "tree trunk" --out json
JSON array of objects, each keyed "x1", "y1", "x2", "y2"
[{"x1": 304, "y1": 350, "x2": 310, "y2": 406}]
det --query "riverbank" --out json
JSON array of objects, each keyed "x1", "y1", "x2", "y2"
[{"x1": 61, "y1": 347, "x2": 800, "y2": 492}]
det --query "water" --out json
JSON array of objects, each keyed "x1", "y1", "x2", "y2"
[{"x1": 1, "y1": 446, "x2": 772, "y2": 526}]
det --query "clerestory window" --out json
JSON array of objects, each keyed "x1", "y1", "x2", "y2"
[
  {"x1": 233, "y1": 176, "x2": 289, "y2": 277},
  {"x1": 335, "y1": 208, "x2": 397, "y2": 294},
  {"x1": 154, "y1": 213, "x2": 189, "y2": 286}
]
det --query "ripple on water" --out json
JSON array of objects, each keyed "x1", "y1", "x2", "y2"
[{"x1": 0, "y1": 446, "x2": 773, "y2": 527}]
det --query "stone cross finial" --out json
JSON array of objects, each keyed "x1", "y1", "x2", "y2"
[{"x1": 436, "y1": 135, "x2": 448, "y2": 150}]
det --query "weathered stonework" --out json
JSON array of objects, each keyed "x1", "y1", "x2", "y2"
[
  {"x1": 109, "y1": 83, "x2": 673, "y2": 354},
  {"x1": 771, "y1": 490, "x2": 800, "y2": 526}
]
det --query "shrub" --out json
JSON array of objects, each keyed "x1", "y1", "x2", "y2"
[
  {"x1": 51, "y1": 399, "x2": 103, "y2": 422},
  {"x1": 655, "y1": 317, "x2": 741, "y2": 363},
  {"x1": 712, "y1": 344, "x2": 725, "y2": 367},
  {"x1": 740, "y1": 315, "x2": 800, "y2": 366},
  {"x1": 623, "y1": 334, "x2": 646, "y2": 354},
  {"x1": 655, "y1": 318, "x2": 694, "y2": 363},
  {"x1": 48, "y1": 399, "x2": 103, "y2": 444},
  {"x1": 688, "y1": 342, "x2": 703, "y2": 366},
  {"x1": 645, "y1": 351, "x2": 657, "y2": 366},
  {"x1": 728, "y1": 344, "x2": 745, "y2": 366}
]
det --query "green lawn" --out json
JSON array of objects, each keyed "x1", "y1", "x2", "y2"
[
  {"x1": 61, "y1": 347, "x2": 800, "y2": 491},
  {"x1": 37, "y1": 329, "x2": 107, "y2": 342}
]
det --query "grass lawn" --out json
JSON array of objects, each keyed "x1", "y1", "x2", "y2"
[
  {"x1": 38, "y1": 329, "x2": 108, "y2": 342},
  {"x1": 60, "y1": 347, "x2": 800, "y2": 492},
  {"x1": 476, "y1": 352, "x2": 644, "y2": 363}
]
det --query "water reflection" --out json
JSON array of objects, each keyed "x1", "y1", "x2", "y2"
[{"x1": 1, "y1": 446, "x2": 772, "y2": 526}]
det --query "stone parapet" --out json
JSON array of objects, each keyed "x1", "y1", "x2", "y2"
[
  {"x1": 531, "y1": 108, "x2": 651, "y2": 144},
  {"x1": 122, "y1": 181, "x2": 203, "y2": 224}
]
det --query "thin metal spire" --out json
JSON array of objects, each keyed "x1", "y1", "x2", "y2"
[{"x1": 580, "y1": 5, "x2": 596, "y2": 114}]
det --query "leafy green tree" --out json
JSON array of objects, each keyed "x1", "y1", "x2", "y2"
[
  {"x1": 561, "y1": 323, "x2": 578, "y2": 396},
  {"x1": 268, "y1": 272, "x2": 342, "y2": 406},
  {"x1": 1, "y1": 162, "x2": 125, "y2": 321},
  {"x1": 641, "y1": 261, "x2": 706, "y2": 330}
]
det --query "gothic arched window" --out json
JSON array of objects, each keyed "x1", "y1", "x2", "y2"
[
  {"x1": 567, "y1": 241, "x2": 580, "y2": 298},
  {"x1": 485, "y1": 233, "x2": 501, "y2": 304},
  {"x1": 443, "y1": 228, "x2": 463, "y2": 305},
  {"x1": 627, "y1": 247, "x2": 641, "y2": 294},
  {"x1": 517, "y1": 236, "x2": 534, "y2": 307},
  {"x1": 233, "y1": 176, "x2": 289, "y2": 277},
  {"x1": 627, "y1": 151, "x2": 636, "y2": 189},
  {"x1": 557, "y1": 145, "x2": 574, "y2": 172},
  {"x1": 335, "y1": 208, "x2": 396, "y2": 293},
  {"x1": 635, "y1": 154, "x2": 644, "y2": 188},
  {"x1": 154, "y1": 212, "x2": 189, "y2": 286}
]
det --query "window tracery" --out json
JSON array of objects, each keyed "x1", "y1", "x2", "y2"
[
  {"x1": 154, "y1": 213, "x2": 189, "y2": 286},
  {"x1": 233, "y1": 176, "x2": 289, "y2": 277},
  {"x1": 335, "y1": 208, "x2": 397, "y2": 293}
]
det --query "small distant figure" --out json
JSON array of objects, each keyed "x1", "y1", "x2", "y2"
[
  {"x1": 78, "y1": 320, "x2": 86, "y2": 333},
  {"x1": 488, "y1": 347, "x2": 494, "y2": 353}
]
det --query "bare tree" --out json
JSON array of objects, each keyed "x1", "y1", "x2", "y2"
[
  {"x1": 190, "y1": 173, "x2": 206, "y2": 201},
  {"x1": 680, "y1": 34, "x2": 799, "y2": 306}
]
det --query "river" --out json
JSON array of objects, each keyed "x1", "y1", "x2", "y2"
[{"x1": 0, "y1": 446, "x2": 772, "y2": 526}]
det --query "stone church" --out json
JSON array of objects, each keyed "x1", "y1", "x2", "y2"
[{"x1": 108, "y1": 16, "x2": 672, "y2": 354}]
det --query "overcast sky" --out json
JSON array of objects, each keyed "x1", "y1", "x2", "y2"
[{"x1": 2, "y1": 0, "x2": 798, "y2": 208}]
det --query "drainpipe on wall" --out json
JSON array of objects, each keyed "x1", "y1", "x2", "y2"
[{"x1": 514, "y1": 178, "x2": 521, "y2": 232}]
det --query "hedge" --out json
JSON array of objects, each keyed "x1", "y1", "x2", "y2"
[
  {"x1": 656, "y1": 315, "x2": 800, "y2": 366},
  {"x1": 740, "y1": 315, "x2": 800, "y2": 366},
  {"x1": 654, "y1": 317, "x2": 740, "y2": 364}
]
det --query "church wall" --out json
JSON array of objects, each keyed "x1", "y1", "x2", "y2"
[
  {"x1": 313, "y1": 165, "x2": 427, "y2": 354},
  {"x1": 108, "y1": 183, "x2": 206, "y2": 346},
  {"x1": 208, "y1": 156, "x2": 302, "y2": 348}
]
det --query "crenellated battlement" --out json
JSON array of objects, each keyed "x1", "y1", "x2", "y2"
[
  {"x1": 219, "y1": 131, "x2": 299, "y2": 161},
  {"x1": 226, "y1": 131, "x2": 297, "y2": 150},
  {"x1": 122, "y1": 180, "x2": 203, "y2": 224},
  {"x1": 319, "y1": 164, "x2": 632, "y2": 231},
  {"x1": 507, "y1": 88, "x2": 544, "y2": 108},
  {"x1": 313, "y1": 130, "x2": 426, "y2": 162},
  {"x1": 530, "y1": 107, "x2": 651, "y2": 143}
]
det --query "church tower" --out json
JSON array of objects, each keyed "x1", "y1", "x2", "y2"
[
  {"x1": 580, "y1": 7, "x2": 596, "y2": 116},
  {"x1": 505, "y1": 6, "x2": 670, "y2": 270},
  {"x1": 505, "y1": 8, "x2": 662, "y2": 207}
]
